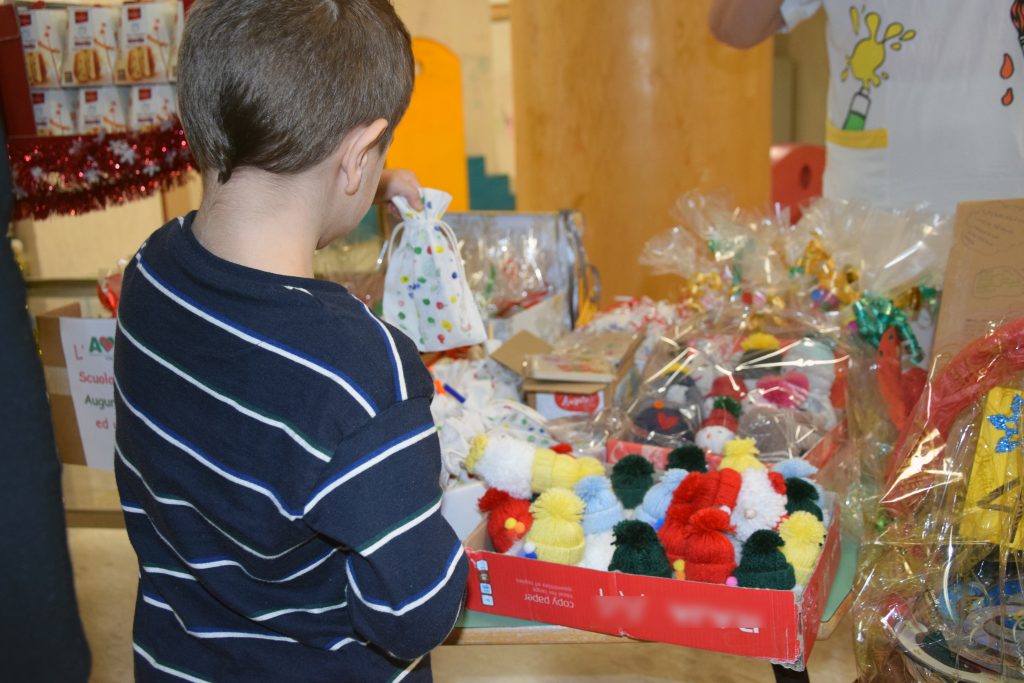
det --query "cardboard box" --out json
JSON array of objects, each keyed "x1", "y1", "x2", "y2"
[
  {"x1": 440, "y1": 480, "x2": 486, "y2": 541},
  {"x1": 116, "y1": 2, "x2": 176, "y2": 84},
  {"x1": 37, "y1": 304, "x2": 117, "y2": 470},
  {"x1": 77, "y1": 86, "x2": 129, "y2": 134},
  {"x1": 18, "y1": 6, "x2": 67, "y2": 89},
  {"x1": 492, "y1": 330, "x2": 643, "y2": 420},
  {"x1": 465, "y1": 497, "x2": 841, "y2": 666},
  {"x1": 128, "y1": 84, "x2": 176, "y2": 131},
  {"x1": 63, "y1": 6, "x2": 119, "y2": 86},
  {"x1": 31, "y1": 88, "x2": 77, "y2": 136},
  {"x1": 932, "y1": 199, "x2": 1024, "y2": 367}
]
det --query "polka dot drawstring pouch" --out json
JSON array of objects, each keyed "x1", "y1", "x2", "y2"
[{"x1": 384, "y1": 188, "x2": 487, "y2": 351}]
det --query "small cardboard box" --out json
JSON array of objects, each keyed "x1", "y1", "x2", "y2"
[
  {"x1": 465, "y1": 497, "x2": 841, "y2": 666},
  {"x1": 31, "y1": 88, "x2": 77, "y2": 136},
  {"x1": 116, "y1": 2, "x2": 176, "y2": 84},
  {"x1": 18, "y1": 6, "x2": 67, "y2": 89},
  {"x1": 63, "y1": 6, "x2": 119, "y2": 86},
  {"x1": 128, "y1": 84, "x2": 176, "y2": 131},
  {"x1": 77, "y1": 85, "x2": 129, "y2": 134},
  {"x1": 491, "y1": 331, "x2": 643, "y2": 420},
  {"x1": 932, "y1": 199, "x2": 1024, "y2": 367},
  {"x1": 37, "y1": 304, "x2": 117, "y2": 470}
]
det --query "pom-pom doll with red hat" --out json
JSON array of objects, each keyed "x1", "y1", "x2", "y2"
[
  {"x1": 477, "y1": 488, "x2": 533, "y2": 554},
  {"x1": 694, "y1": 407, "x2": 738, "y2": 456},
  {"x1": 702, "y1": 374, "x2": 747, "y2": 418},
  {"x1": 658, "y1": 467, "x2": 742, "y2": 578},
  {"x1": 574, "y1": 475, "x2": 626, "y2": 571},
  {"x1": 678, "y1": 508, "x2": 737, "y2": 583}
]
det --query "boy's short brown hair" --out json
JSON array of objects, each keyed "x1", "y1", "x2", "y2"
[{"x1": 178, "y1": 0, "x2": 413, "y2": 184}]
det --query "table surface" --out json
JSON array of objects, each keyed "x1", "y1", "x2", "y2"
[{"x1": 62, "y1": 465, "x2": 856, "y2": 646}]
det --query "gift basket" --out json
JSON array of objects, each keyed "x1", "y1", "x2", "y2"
[{"x1": 854, "y1": 319, "x2": 1024, "y2": 681}]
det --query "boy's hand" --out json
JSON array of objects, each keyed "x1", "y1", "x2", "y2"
[{"x1": 376, "y1": 169, "x2": 423, "y2": 212}]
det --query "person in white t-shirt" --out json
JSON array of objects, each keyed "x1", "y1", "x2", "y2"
[{"x1": 711, "y1": 0, "x2": 1024, "y2": 215}]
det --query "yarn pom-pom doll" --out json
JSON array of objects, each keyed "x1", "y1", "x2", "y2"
[
  {"x1": 731, "y1": 468, "x2": 788, "y2": 542},
  {"x1": 778, "y1": 511, "x2": 827, "y2": 585},
  {"x1": 478, "y1": 488, "x2": 533, "y2": 553},
  {"x1": 467, "y1": 433, "x2": 604, "y2": 499},
  {"x1": 718, "y1": 437, "x2": 766, "y2": 473},
  {"x1": 694, "y1": 408, "x2": 738, "y2": 456},
  {"x1": 608, "y1": 520, "x2": 673, "y2": 578},
  {"x1": 735, "y1": 333, "x2": 783, "y2": 383},
  {"x1": 784, "y1": 477, "x2": 824, "y2": 521},
  {"x1": 523, "y1": 488, "x2": 586, "y2": 565},
  {"x1": 667, "y1": 443, "x2": 707, "y2": 472},
  {"x1": 732, "y1": 529, "x2": 796, "y2": 590},
  {"x1": 610, "y1": 454, "x2": 655, "y2": 509},
  {"x1": 678, "y1": 508, "x2": 737, "y2": 584},
  {"x1": 574, "y1": 475, "x2": 626, "y2": 571},
  {"x1": 634, "y1": 468, "x2": 689, "y2": 530}
]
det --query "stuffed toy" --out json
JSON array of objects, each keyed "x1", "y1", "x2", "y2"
[
  {"x1": 574, "y1": 475, "x2": 626, "y2": 571},
  {"x1": 702, "y1": 374, "x2": 748, "y2": 417},
  {"x1": 754, "y1": 371, "x2": 810, "y2": 410},
  {"x1": 732, "y1": 529, "x2": 796, "y2": 590},
  {"x1": 634, "y1": 468, "x2": 689, "y2": 530},
  {"x1": 667, "y1": 443, "x2": 707, "y2": 472},
  {"x1": 784, "y1": 477, "x2": 824, "y2": 521},
  {"x1": 731, "y1": 467, "x2": 788, "y2": 542},
  {"x1": 610, "y1": 454, "x2": 655, "y2": 509},
  {"x1": 694, "y1": 407, "x2": 738, "y2": 455},
  {"x1": 477, "y1": 488, "x2": 532, "y2": 554},
  {"x1": 735, "y1": 333, "x2": 783, "y2": 382},
  {"x1": 778, "y1": 510, "x2": 827, "y2": 585},
  {"x1": 608, "y1": 520, "x2": 673, "y2": 578},
  {"x1": 678, "y1": 508, "x2": 737, "y2": 583},
  {"x1": 523, "y1": 488, "x2": 586, "y2": 565},
  {"x1": 467, "y1": 433, "x2": 604, "y2": 499},
  {"x1": 659, "y1": 468, "x2": 742, "y2": 578},
  {"x1": 718, "y1": 437, "x2": 766, "y2": 473}
]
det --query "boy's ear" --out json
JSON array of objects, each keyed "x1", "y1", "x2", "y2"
[{"x1": 337, "y1": 118, "x2": 389, "y2": 196}]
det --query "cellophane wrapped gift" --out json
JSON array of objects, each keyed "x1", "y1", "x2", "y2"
[{"x1": 854, "y1": 319, "x2": 1024, "y2": 681}]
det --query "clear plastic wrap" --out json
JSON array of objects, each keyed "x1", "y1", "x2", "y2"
[
  {"x1": 607, "y1": 306, "x2": 848, "y2": 470},
  {"x1": 854, "y1": 319, "x2": 1024, "y2": 681}
]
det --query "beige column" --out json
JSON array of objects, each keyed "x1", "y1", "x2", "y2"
[{"x1": 512, "y1": 0, "x2": 773, "y2": 301}]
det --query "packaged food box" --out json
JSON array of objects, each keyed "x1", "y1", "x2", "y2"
[
  {"x1": 31, "y1": 89, "x2": 77, "y2": 136},
  {"x1": 77, "y1": 86, "x2": 129, "y2": 135},
  {"x1": 169, "y1": 0, "x2": 184, "y2": 81},
  {"x1": 116, "y1": 2, "x2": 176, "y2": 84},
  {"x1": 63, "y1": 7, "x2": 119, "y2": 86},
  {"x1": 18, "y1": 6, "x2": 67, "y2": 88},
  {"x1": 128, "y1": 84, "x2": 176, "y2": 131}
]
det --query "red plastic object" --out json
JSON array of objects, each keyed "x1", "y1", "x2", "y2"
[{"x1": 770, "y1": 144, "x2": 825, "y2": 224}]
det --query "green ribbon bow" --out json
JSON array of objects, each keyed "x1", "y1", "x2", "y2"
[{"x1": 852, "y1": 295, "x2": 924, "y2": 364}]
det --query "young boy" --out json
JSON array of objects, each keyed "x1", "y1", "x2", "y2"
[{"x1": 113, "y1": 1, "x2": 467, "y2": 681}]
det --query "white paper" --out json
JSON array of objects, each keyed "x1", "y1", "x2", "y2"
[{"x1": 59, "y1": 317, "x2": 117, "y2": 470}]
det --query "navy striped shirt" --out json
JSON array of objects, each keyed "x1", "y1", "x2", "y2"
[{"x1": 114, "y1": 212, "x2": 467, "y2": 682}]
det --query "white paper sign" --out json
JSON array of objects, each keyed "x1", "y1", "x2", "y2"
[{"x1": 59, "y1": 317, "x2": 117, "y2": 470}]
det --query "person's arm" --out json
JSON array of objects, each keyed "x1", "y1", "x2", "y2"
[
  {"x1": 303, "y1": 397, "x2": 468, "y2": 661},
  {"x1": 709, "y1": 0, "x2": 785, "y2": 49}
]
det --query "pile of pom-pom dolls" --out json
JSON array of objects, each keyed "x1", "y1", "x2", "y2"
[{"x1": 469, "y1": 332, "x2": 839, "y2": 593}]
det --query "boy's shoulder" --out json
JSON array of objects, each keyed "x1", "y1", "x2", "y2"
[{"x1": 124, "y1": 216, "x2": 433, "y2": 415}]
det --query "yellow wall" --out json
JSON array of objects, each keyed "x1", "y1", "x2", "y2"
[{"x1": 773, "y1": 9, "x2": 828, "y2": 144}]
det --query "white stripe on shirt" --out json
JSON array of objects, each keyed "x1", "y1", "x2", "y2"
[
  {"x1": 135, "y1": 255, "x2": 376, "y2": 418},
  {"x1": 346, "y1": 544, "x2": 465, "y2": 617}
]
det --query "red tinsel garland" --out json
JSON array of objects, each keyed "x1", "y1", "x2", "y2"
[{"x1": 7, "y1": 117, "x2": 194, "y2": 221}]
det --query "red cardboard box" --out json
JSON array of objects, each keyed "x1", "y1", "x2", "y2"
[
  {"x1": 466, "y1": 498, "x2": 840, "y2": 666},
  {"x1": 468, "y1": 425, "x2": 847, "y2": 666}
]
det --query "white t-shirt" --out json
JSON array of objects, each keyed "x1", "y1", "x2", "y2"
[{"x1": 782, "y1": 0, "x2": 1024, "y2": 215}]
